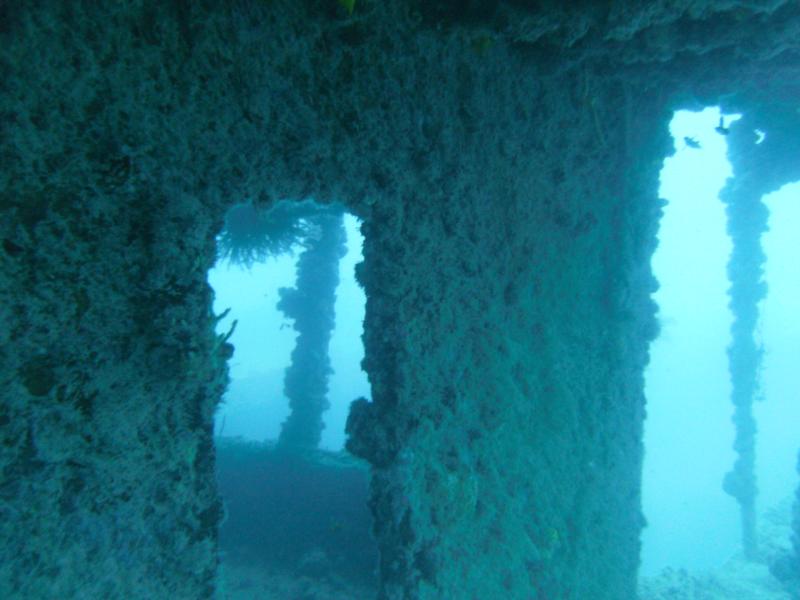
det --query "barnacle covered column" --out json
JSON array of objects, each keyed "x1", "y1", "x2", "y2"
[
  {"x1": 277, "y1": 208, "x2": 347, "y2": 450},
  {"x1": 720, "y1": 108, "x2": 800, "y2": 561},
  {"x1": 719, "y1": 116, "x2": 770, "y2": 559},
  {"x1": 346, "y1": 57, "x2": 668, "y2": 597},
  {"x1": 0, "y1": 5, "x2": 237, "y2": 597}
]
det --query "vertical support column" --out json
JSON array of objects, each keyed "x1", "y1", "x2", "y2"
[
  {"x1": 720, "y1": 110, "x2": 800, "y2": 561},
  {"x1": 346, "y1": 75, "x2": 670, "y2": 599},
  {"x1": 278, "y1": 209, "x2": 347, "y2": 451},
  {"x1": 719, "y1": 168, "x2": 768, "y2": 560}
]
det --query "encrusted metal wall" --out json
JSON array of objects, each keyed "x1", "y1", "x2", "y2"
[{"x1": 1, "y1": 1, "x2": 798, "y2": 598}]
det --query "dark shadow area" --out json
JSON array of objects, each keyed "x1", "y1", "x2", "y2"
[{"x1": 215, "y1": 438, "x2": 377, "y2": 598}]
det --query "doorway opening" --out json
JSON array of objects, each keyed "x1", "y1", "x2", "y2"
[
  {"x1": 208, "y1": 200, "x2": 377, "y2": 598},
  {"x1": 209, "y1": 202, "x2": 370, "y2": 451}
]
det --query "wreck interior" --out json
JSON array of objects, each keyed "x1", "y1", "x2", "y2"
[{"x1": 1, "y1": 1, "x2": 799, "y2": 599}]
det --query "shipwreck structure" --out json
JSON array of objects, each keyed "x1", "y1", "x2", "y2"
[{"x1": 1, "y1": 2, "x2": 798, "y2": 598}]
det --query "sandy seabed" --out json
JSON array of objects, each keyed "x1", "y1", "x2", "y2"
[
  {"x1": 639, "y1": 499, "x2": 795, "y2": 600},
  {"x1": 217, "y1": 558, "x2": 375, "y2": 600},
  {"x1": 215, "y1": 497, "x2": 796, "y2": 600}
]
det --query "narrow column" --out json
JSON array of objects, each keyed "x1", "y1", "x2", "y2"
[
  {"x1": 720, "y1": 111, "x2": 800, "y2": 561},
  {"x1": 719, "y1": 170, "x2": 768, "y2": 560},
  {"x1": 278, "y1": 210, "x2": 347, "y2": 451}
]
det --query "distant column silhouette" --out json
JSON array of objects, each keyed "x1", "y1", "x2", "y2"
[
  {"x1": 720, "y1": 116, "x2": 769, "y2": 561},
  {"x1": 277, "y1": 209, "x2": 347, "y2": 451},
  {"x1": 720, "y1": 109, "x2": 800, "y2": 562},
  {"x1": 217, "y1": 200, "x2": 348, "y2": 451}
]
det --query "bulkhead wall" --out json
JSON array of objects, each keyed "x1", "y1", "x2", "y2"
[{"x1": 1, "y1": 1, "x2": 799, "y2": 598}]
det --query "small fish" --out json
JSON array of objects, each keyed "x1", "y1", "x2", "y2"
[
  {"x1": 715, "y1": 116, "x2": 730, "y2": 136},
  {"x1": 684, "y1": 136, "x2": 701, "y2": 149}
]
